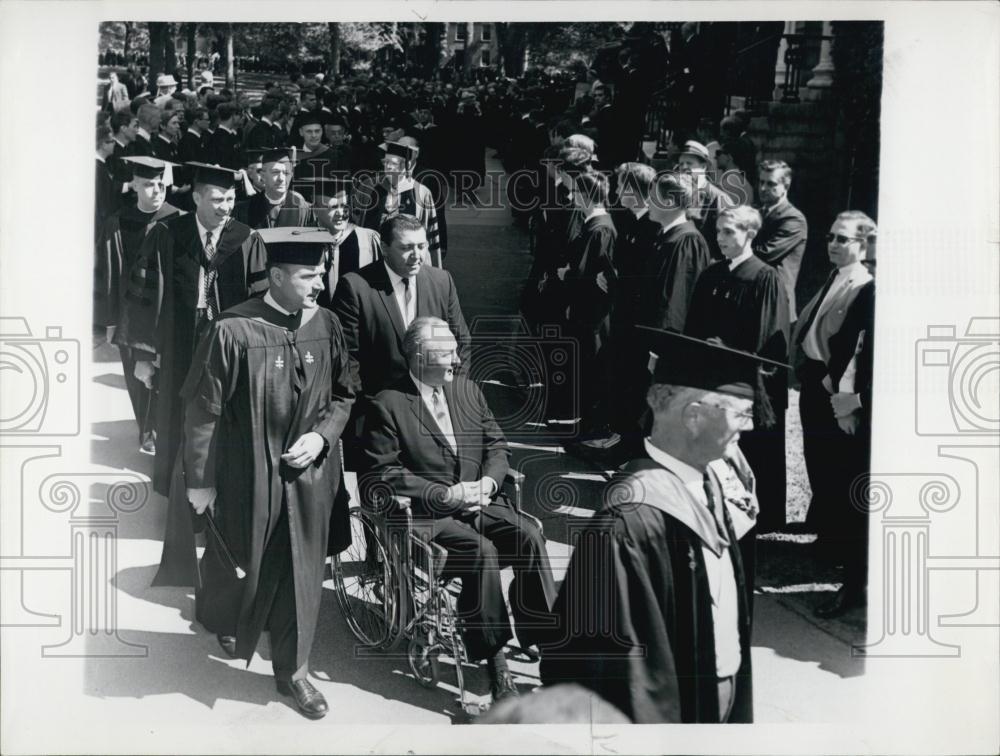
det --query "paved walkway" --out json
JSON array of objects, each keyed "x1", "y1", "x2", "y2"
[{"x1": 2, "y1": 150, "x2": 868, "y2": 750}]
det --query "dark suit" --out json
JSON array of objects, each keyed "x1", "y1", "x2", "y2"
[
  {"x1": 207, "y1": 126, "x2": 242, "y2": 170},
  {"x1": 753, "y1": 199, "x2": 808, "y2": 318},
  {"x1": 363, "y1": 375, "x2": 556, "y2": 659},
  {"x1": 331, "y1": 261, "x2": 472, "y2": 402}
]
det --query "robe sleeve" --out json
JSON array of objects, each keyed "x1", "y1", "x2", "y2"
[
  {"x1": 180, "y1": 322, "x2": 242, "y2": 489},
  {"x1": 93, "y1": 217, "x2": 123, "y2": 329},
  {"x1": 243, "y1": 231, "x2": 269, "y2": 297},
  {"x1": 753, "y1": 266, "x2": 791, "y2": 361},
  {"x1": 309, "y1": 315, "x2": 356, "y2": 448},
  {"x1": 539, "y1": 509, "x2": 684, "y2": 724},
  {"x1": 657, "y1": 232, "x2": 711, "y2": 332},
  {"x1": 416, "y1": 184, "x2": 443, "y2": 266},
  {"x1": 361, "y1": 397, "x2": 461, "y2": 518},
  {"x1": 117, "y1": 220, "x2": 169, "y2": 360}
]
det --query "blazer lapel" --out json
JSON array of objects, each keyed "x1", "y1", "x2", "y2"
[
  {"x1": 374, "y1": 266, "x2": 406, "y2": 345},
  {"x1": 442, "y1": 381, "x2": 464, "y2": 459},
  {"x1": 414, "y1": 267, "x2": 433, "y2": 317},
  {"x1": 406, "y1": 382, "x2": 455, "y2": 456}
]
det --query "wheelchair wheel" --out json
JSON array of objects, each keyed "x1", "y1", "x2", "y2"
[
  {"x1": 408, "y1": 637, "x2": 441, "y2": 688},
  {"x1": 332, "y1": 507, "x2": 404, "y2": 650}
]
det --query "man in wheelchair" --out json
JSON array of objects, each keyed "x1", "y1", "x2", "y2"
[{"x1": 361, "y1": 316, "x2": 557, "y2": 703}]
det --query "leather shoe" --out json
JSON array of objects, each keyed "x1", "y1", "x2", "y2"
[
  {"x1": 216, "y1": 634, "x2": 237, "y2": 658},
  {"x1": 276, "y1": 678, "x2": 329, "y2": 720},
  {"x1": 814, "y1": 587, "x2": 864, "y2": 619},
  {"x1": 489, "y1": 667, "x2": 520, "y2": 704}
]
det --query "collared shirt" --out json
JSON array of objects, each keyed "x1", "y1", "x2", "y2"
[
  {"x1": 643, "y1": 439, "x2": 742, "y2": 678},
  {"x1": 659, "y1": 213, "x2": 687, "y2": 236},
  {"x1": 137, "y1": 127, "x2": 152, "y2": 142},
  {"x1": 194, "y1": 216, "x2": 225, "y2": 309},
  {"x1": 186, "y1": 127, "x2": 202, "y2": 138},
  {"x1": 632, "y1": 207, "x2": 649, "y2": 220},
  {"x1": 761, "y1": 196, "x2": 788, "y2": 219},
  {"x1": 218, "y1": 124, "x2": 236, "y2": 135},
  {"x1": 409, "y1": 371, "x2": 457, "y2": 450},
  {"x1": 802, "y1": 260, "x2": 873, "y2": 390},
  {"x1": 96, "y1": 154, "x2": 106, "y2": 163},
  {"x1": 728, "y1": 249, "x2": 753, "y2": 271},
  {"x1": 384, "y1": 262, "x2": 417, "y2": 327}
]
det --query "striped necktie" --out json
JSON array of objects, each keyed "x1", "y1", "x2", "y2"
[{"x1": 203, "y1": 231, "x2": 219, "y2": 320}]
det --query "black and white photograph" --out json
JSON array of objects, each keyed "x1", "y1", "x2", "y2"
[{"x1": 0, "y1": 2, "x2": 997, "y2": 754}]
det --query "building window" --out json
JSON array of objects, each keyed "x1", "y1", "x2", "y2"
[
  {"x1": 480, "y1": 49, "x2": 491, "y2": 66},
  {"x1": 480, "y1": 24, "x2": 492, "y2": 42},
  {"x1": 455, "y1": 24, "x2": 467, "y2": 41}
]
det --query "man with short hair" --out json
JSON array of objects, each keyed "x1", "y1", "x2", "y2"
[
  {"x1": 95, "y1": 156, "x2": 183, "y2": 452},
  {"x1": 179, "y1": 107, "x2": 210, "y2": 163},
  {"x1": 793, "y1": 210, "x2": 876, "y2": 616},
  {"x1": 119, "y1": 163, "x2": 267, "y2": 507},
  {"x1": 132, "y1": 103, "x2": 161, "y2": 157},
  {"x1": 105, "y1": 71, "x2": 130, "y2": 112},
  {"x1": 542, "y1": 328, "x2": 768, "y2": 723},
  {"x1": 685, "y1": 205, "x2": 791, "y2": 536},
  {"x1": 364, "y1": 317, "x2": 555, "y2": 704},
  {"x1": 207, "y1": 101, "x2": 242, "y2": 169},
  {"x1": 753, "y1": 160, "x2": 808, "y2": 319},
  {"x1": 234, "y1": 148, "x2": 312, "y2": 229},
  {"x1": 183, "y1": 229, "x2": 355, "y2": 719},
  {"x1": 244, "y1": 95, "x2": 285, "y2": 151}
]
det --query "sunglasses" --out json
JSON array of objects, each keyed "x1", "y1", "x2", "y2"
[{"x1": 826, "y1": 233, "x2": 863, "y2": 244}]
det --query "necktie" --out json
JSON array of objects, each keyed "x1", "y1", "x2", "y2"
[
  {"x1": 402, "y1": 276, "x2": 413, "y2": 326},
  {"x1": 203, "y1": 231, "x2": 219, "y2": 320},
  {"x1": 702, "y1": 472, "x2": 731, "y2": 547},
  {"x1": 431, "y1": 387, "x2": 455, "y2": 449}
]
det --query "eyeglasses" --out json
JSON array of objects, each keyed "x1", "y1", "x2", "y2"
[
  {"x1": 691, "y1": 401, "x2": 754, "y2": 425},
  {"x1": 826, "y1": 233, "x2": 864, "y2": 244}
]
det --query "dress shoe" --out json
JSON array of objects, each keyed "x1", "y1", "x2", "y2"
[
  {"x1": 216, "y1": 634, "x2": 237, "y2": 658},
  {"x1": 489, "y1": 666, "x2": 520, "y2": 704},
  {"x1": 276, "y1": 678, "x2": 329, "y2": 720},
  {"x1": 814, "y1": 587, "x2": 864, "y2": 619}
]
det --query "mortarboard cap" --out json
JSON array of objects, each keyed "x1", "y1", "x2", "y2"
[
  {"x1": 257, "y1": 227, "x2": 338, "y2": 266},
  {"x1": 637, "y1": 325, "x2": 790, "y2": 404},
  {"x1": 244, "y1": 147, "x2": 295, "y2": 165},
  {"x1": 123, "y1": 155, "x2": 177, "y2": 185},
  {"x1": 297, "y1": 110, "x2": 326, "y2": 127},
  {"x1": 297, "y1": 175, "x2": 352, "y2": 202},
  {"x1": 187, "y1": 162, "x2": 240, "y2": 189},
  {"x1": 379, "y1": 141, "x2": 418, "y2": 162}
]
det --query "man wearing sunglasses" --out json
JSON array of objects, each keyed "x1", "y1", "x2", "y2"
[{"x1": 792, "y1": 211, "x2": 876, "y2": 618}]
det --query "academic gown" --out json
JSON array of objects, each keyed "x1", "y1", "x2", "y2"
[
  {"x1": 358, "y1": 180, "x2": 443, "y2": 266},
  {"x1": 314, "y1": 225, "x2": 382, "y2": 310},
  {"x1": 685, "y1": 255, "x2": 791, "y2": 534},
  {"x1": 181, "y1": 299, "x2": 356, "y2": 670},
  {"x1": 540, "y1": 456, "x2": 755, "y2": 724},
  {"x1": 118, "y1": 214, "x2": 269, "y2": 500},
  {"x1": 95, "y1": 159, "x2": 118, "y2": 241},
  {"x1": 232, "y1": 190, "x2": 313, "y2": 230},
  {"x1": 95, "y1": 201, "x2": 182, "y2": 435}
]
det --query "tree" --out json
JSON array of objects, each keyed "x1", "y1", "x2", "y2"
[
  {"x1": 186, "y1": 23, "x2": 197, "y2": 88},
  {"x1": 148, "y1": 21, "x2": 168, "y2": 94},
  {"x1": 225, "y1": 24, "x2": 235, "y2": 90},
  {"x1": 328, "y1": 22, "x2": 341, "y2": 76}
]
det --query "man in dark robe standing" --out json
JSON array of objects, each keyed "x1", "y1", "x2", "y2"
[
  {"x1": 182, "y1": 232, "x2": 355, "y2": 718},
  {"x1": 685, "y1": 205, "x2": 791, "y2": 536},
  {"x1": 95, "y1": 156, "x2": 183, "y2": 453},
  {"x1": 234, "y1": 148, "x2": 313, "y2": 230},
  {"x1": 542, "y1": 329, "x2": 775, "y2": 723},
  {"x1": 118, "y1": 162, "x2": 267, "y2": 507}
]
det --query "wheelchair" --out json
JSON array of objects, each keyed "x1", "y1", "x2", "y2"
[{"x1": 331, "y1": 469, "x2": 542, "y2": 715}]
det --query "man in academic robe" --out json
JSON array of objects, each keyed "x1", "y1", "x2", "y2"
[
  {"x1": 677, "y1": 140, "x2": 736, "y2": 260},
  {"x1": 243, "y1": 95, "x2": 285, "y2": 152},
  {"x1": 178, "y1": 107, "x2": 210, "y2": 164},
  {"x1": 95, "y1": 156, "x2": 183, "y2": 452},
  {"x1": 685, "y1": 206, "x2": 791, "y2": 537},
  {"x1": 753, "y1": 160, "x2": 808, "y2": 319},
  {"x1": 363, "y1": 317, "x2": 555, "y2": 704},
  {"x1": 357, "y1": 141, "x2": 444, "y2": 267},
  {"x1": 130, "y1": 103, "x2": 160, "y2": 158},
  {"x1": 234, "y1": 148, "x2": 313, "y2": 230},
  {"x1": 302, "y1": 177, "x2": 381, "y2": 306},
  {"x1": 182, "y1": 233, "x2": 355, "y2": 718},
  {"x1": 541, "y1": 329, "x2": 773, "y2": 723},
  {"x1": 331, "y1": 214, "x2": 470, "y2": 470},
  {"x1": 206, "y1": 102, "x2": 243, "y2": 170},
  {"x1": 95, "y1": 125, "x2": 119, "y2": 239},
  {"x1": 118, "y1": 162, "x2": 268, "y2": 508},
  {"x1": 792, "y1": 211, "x2": 876, "y2": 617},
  {"x1": 291, "y1": 111, "x2": 352, "y2": 191}
]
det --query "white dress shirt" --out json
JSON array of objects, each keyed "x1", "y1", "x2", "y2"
[
  {"x1": 194, "y1": 216, "x2": 225, "y2": 309},
  {"x1": 410, "y1": 372, "x2": 457, "y2": 450},
  {"x1": 384, "y1": 262, "x2": 417, "y2": 328},
  {"x1": 728, "y1": 248, "x2": 753, "y2": 272},
  {"x1": 644, "y1": 440, "x2": 742, "y2": 678}
]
